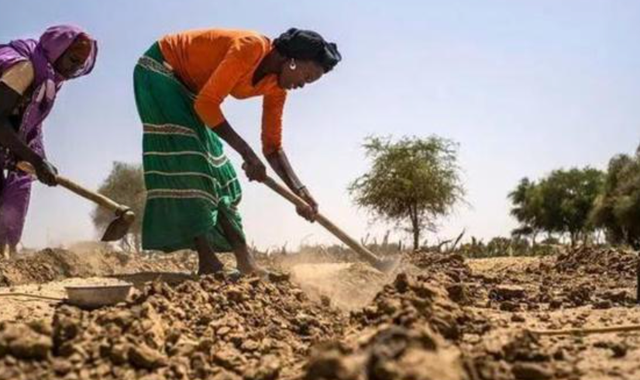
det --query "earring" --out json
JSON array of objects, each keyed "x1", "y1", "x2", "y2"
[{"x1": 289, "y1": 59, "x2": 297, "y2": 70}]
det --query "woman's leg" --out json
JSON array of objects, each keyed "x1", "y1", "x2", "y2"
[
  {"x1": 194, "y1": 234, "x2": 224, "y2": 275},
  {"x1": 0, "y1": 169, "x2": 7, "y2": 258},
  {"x1": 217, "y1": 211, "x2": 265, "y2": 275},
  {"x1": 0, "y1": 172, "x2": 31, "y2": 255}
]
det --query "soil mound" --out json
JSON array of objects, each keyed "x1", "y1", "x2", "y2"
[
  {"x1": 0, "y1": 249, "x2": 114, "y2": 286},
  {"x1": 302, "y1": 271, "x2": 474, "y2": 380},
  {"x1": 406, "y1": 251, "x2": 473, "y2": 283},
  {"x1": 0, "y1": 273, "x2": 344, "y2": 380},
  {"x1": 553, "y1": 246, "x2": 637, "y2": 279},
  {"x1": 352, "y1": 273, "x2": 465, "y2": 341},
  {"x1": 0, "y1": 249, "x2": 194, "y2": 287},
  {"x1": 304, "y1": 325, "x2": 470, "y2": 380}
]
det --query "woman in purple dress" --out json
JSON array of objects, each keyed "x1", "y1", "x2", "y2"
[{"x1": 0, "y1": 25, "x2": 98, "y2": 257}]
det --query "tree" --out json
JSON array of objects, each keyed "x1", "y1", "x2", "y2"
[
  {"x1": 508, "y1": 168, "x2": 604, "y2": 246},
  {"x1": 92, "y1": 162, "x2": 145, "y2": 253},
  {"x1": 349, "y1": 135, "x2": 465, "y2": 250},
  {"x1": 590, "y1": 145, "x2": 640, "y2": 249},
  {"x1": 537, "y1": 168, "x2": 604, "y2": 245},
  {"x1": 508, "y1": 178, "x2": 543, "y2": 244}
]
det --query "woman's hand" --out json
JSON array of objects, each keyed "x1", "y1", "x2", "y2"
[
  {"x1": 211, "y1": 121, "x2": 267, "y2": 182},
  {"x1": 243, "y1": 155, "x2": 267, "y2": 182},
  {"x1": 296, "y1": 186, "x2": 318, "y2": 222},
  {"x1": 33, "y1": 159, "x2": 58, "y2": 186}
]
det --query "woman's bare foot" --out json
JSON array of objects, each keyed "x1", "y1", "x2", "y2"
[
  {"x1": 197, "y1": 251, "x2": 224, "y2": 275},
  {"x1": 216, "y1": 212, "x2": 269, "y2": 277},
  {"x1": 195, "y1": 235, "x2": 224, "y2": 275},
  {"x1": 234, "y1": 247, "x2": 268, "y2": 277},
  {"x1": 0, "y1": 242, "x2": 8, "y2": 260},
  {"x1": 197, "y1": 258, "x2": 224, "y2": 276}
]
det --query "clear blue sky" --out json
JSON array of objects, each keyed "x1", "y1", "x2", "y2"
[{"x1": 3, "y1": 0, "x2": 639, "y2": 249}]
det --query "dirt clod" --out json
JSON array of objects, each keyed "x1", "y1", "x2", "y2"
[{"x1": 511, "y1": 362, "x2": 552, "y2": 380}]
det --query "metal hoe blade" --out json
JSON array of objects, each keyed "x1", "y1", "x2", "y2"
[
  {"x1": 101, "y1": 210, "x2": 136, "y2": 242},
  {"x1": 373, "y1": 256, "x2": 402, "y2": 273}
]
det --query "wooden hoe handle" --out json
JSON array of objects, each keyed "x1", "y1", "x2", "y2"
[
  {"x1": 17, "y1": 162, "x2": 127, "y2": 214},
  {"x1": 262, "y1": 176, "x2": 382, "y2": 267}
]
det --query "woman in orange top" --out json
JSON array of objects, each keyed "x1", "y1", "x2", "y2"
[{"x1": 133, "y1": 28, "x2": 341, "y2": 275}]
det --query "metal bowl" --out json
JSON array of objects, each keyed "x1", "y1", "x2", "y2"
[{"x1": 65, "y1": 283, "x2": 132, "y2": 309}]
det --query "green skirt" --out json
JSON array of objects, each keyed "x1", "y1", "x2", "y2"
[{"x1": 133, "y1": 43, "x2": 244, "y2": 252}]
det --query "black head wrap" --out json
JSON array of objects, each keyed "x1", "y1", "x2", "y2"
[{"x1": 273, "y1": 28, "x2": 342, "y2": 73}]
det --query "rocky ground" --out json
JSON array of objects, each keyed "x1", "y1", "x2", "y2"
[{"x1": 0, "y1": 246, "x2": 638, "y2": 379}]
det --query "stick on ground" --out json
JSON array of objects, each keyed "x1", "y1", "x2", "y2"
[{"x1": 528, "y1": 324, "x2": 640, "y2": 336}]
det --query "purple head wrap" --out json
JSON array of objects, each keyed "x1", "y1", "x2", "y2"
[{"x1": 0, "y1": 24, "x2": 98, "y2": 156}]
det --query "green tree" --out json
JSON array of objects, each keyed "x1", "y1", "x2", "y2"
[
  {"x1": 509, "y1": 168, "x2": 604, "y2": 246},
  {"x1": 590, "y1": 145, "x2": 640, "y2": 248},
  {"x1": 536, "y1": 168, "x2": 604, "y2": 245},
  {"x1": 91, "y1": 162, "x2": 145, "y2": 253},
  {"x1": 508, "y1": 178, "x2": 544, "y2": 244},
  {"x1": 349, "y1": 135, "x2": 465, "y2": 250}
]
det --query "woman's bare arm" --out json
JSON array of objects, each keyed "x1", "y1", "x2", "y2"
[{"x1": 0, "y1": 62, "x2": 57, "y2": 185}]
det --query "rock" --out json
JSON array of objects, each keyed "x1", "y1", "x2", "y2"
[
  {"x1": 268, "y1": 272, "x2": 290, "y2": 283},
  {"x1": 446, "y1": 283, "x2": 468, "y2": 304},
  {"x1": 51, "y1": 359, "x2": 72, "y2": 375},
  {"x1": 490, "y1": 285, "x2": 526, "y2": 301},
  {"x1": 549, "y1": 299, "x2": 563, "y2": 309},
  {"x1": 226, "y1": 286, "x2": 246, "y2": 302},
  {"x1": 394, "y1": 273, "x2": 411, "y2": 293},
  {"x1": 213, "y1": 345, "x2": 246, "y2": 371},
  {"x1": 210, "y1": 369, "x2": 243, "y2": 380},
  {"x1": 241, "y1": 339, "x2": 260, "y2": 352},
  {"x1": 500, "y1": 301, "x2": 520, "y2": 312},
  {"x1": 128, "y1": 343, "x2": 167, "y2": 370},
  {"x1": 0, "y1": 324, "x2": 52, "y2": 360},
  {"x1": 304, "y1": 347, "x2": 361, "y2": 380},
  {"x1": 102, "y1": 309, "x2": 134, "y2": 328},
  {"x1": 593, "y1": 299, "x2": 613, "y2": 310},
  {"x1": 378, "y1": 298, "x2": 401, "y2": 314},
  {"x1": 168, "y1": 335, "x2": 199, "y2": 356},
  {"x1": 217, "y1": 326, "x2": 232, "y2": 336},
  {"x1": 601, "y1": 290, "x2": 630, "y2": 304},
  {"x1": 611, "y1": 343, "x2": 628, "y2": 358},
  {"x1": 567, "y1": 284, "x2": 593, "y2": 306},
  {"x1": 512, "y1": 362, "x2": 552, "y2": 380},
  {"x1": 109, "y1": 343, "x2": 129, "y2": 365},
  {"x1": 294, "y1": 313, "x2": 314, "y2": 335},
  {"x1": 245, "y1": 354, "x2": 281, "y2": 380},
  {"x1": 594, "y1": 341, "x2": 628, "y2": 358}
]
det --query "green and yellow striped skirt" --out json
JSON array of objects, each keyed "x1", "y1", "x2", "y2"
[{"x1": 133, "y1": 43, "x2": 244, "y2": 252}]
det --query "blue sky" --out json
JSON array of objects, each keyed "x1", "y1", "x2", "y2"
[{"x1": 2, "y1": 0, "x2": 639, "y2": 250}]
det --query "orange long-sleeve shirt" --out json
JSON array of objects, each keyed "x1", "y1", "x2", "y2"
[{"x1": 159, "y1": 29, "x2": 287, "y2": 154}]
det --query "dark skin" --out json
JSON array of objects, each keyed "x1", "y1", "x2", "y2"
[
  {"x1": 197, "y1": 49, "x2": 326, "y2": 275},
  {"x1": 54, "y1": 35, "x2": 93, "y2": 79},
  {"x1": 195, "y1": 211, "x2": 267, "y2": 277},
  {"x1": 0, "y1": 81, "x2": 59, "y2": 185},
  {"x1": 239, "y1": 48, "x2": 324, "y2": 219},
  {"x1": 0, "y1": 35, "x2": 93, "y2": 186}
]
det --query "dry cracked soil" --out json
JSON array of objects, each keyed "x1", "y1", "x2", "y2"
[{"x1": 0, "y1": 245, "x2": 639, "y2": 380}]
